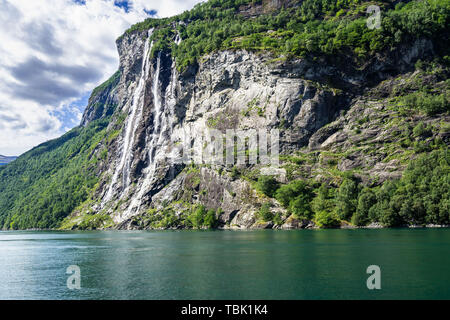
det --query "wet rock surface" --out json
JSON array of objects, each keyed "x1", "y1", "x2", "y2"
[{"x1": 76, "y1": 29, "x2": 444, "y2": 230}]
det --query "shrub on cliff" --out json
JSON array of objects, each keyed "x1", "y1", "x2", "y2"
[
  {"x1": 204, "y1": 209, "x2": 219, "y2": 229},
  {"x1": 256, "y1": 176, "x2": 280, "y2": 198},
  {"x1": 257, "y1": 203, "x2": 274, "y2": 222}
]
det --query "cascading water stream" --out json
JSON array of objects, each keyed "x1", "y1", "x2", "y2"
[
  {"x1": 149, "y1": 52, "x2": 163, "y2": 164},
  {"x1": 175, "y1": 33, "x2": 182, "y2": 45},
  {"x1": 124, "y1": 51, "x2": 168, "y2": 218},
  {"x1": 103, "y1": 29, "x2": 154, "y2": 205}
]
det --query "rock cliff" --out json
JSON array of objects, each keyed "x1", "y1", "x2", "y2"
[
  {"x1": 73, "y1": 25, "x2": 445, "y2": 230},
  {"x1": 2, "y1": 0, "x2": 448, "y2": 231}
]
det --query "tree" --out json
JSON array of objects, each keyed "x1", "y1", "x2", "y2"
[
  {"x1": 256, "y1": 176, "x2": 280, "y2": 198},
  {"x1": 315, "y1": 210, "x2": 340, "y2": 229},
  {"x1": 188, "y1": 205, "x2": 207, "y2": 229},
  {"x1": 275, "y1": 180, "x2": 310, "y2": 207},
  {"x1": 334, "y1": 178, "x2": 358, "y2": 221},
  {"x1": 275, "y1": 180, "x2": 314, "y2": 219},
  {"x1": 289, "y1": 194, "x2": 313, "y2": 220},
  {"x1": 204, "y1": 209, "x2": 218, "y2": 229},
  {"x1": 352, "y1": 188, "x2": 376, "y2": 226},
  {"x1": 312, "y1": 183, "x2": 334, "y2": 213},
  {"x1": 257, "y1": 203, "x2": 274, "y2": 222}
]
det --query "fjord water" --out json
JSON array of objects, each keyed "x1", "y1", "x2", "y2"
[{"x1": 0, "y1": 229, "x2": 449, "y2": 300}]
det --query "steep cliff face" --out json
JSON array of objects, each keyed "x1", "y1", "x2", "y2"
[
  {"x1": 87, "y1": 29, "x2": 344, "y2": 226},
  {"x1": 80, "y1": 71, "x2": 121, "y2": 127},
  {"x1": 1, "y1": 0, "x2": 448, "y2": 231},
  {"x1": 71, "y1": 25, "x2": 442, "y2": 230}
]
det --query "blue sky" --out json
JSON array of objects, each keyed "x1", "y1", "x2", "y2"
[
  {"x1": 113, "y1": 1, "x2": 131, "y2": 13},
  {"x1": 0, "y1": 0, "x2": 203, "y2": 156}
]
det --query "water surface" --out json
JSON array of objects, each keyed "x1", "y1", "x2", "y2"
[{"x1": 0, "y1": 229, "x2": 449, "y2": 300}]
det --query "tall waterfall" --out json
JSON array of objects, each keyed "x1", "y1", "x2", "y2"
[
  {"x1": 149, "y1": 52, "x2": 163, "y2": 165},
  {"x1": 124, "y1": 51, "x2": 170, "y2": 218},
  {"x1": 103, "y1": 29, "x2": 154, "y2": 204},
  {"x1": 174, "y1": 33, "x2": 182, "y2": 45}
]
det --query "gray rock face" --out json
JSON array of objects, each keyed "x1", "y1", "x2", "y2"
[
  {"x1": 81, "y1": 72, "x2": 120, "y2": 127},
  {"x1": 78, "y1": 28, "x2": 436, "y2": 229},
  {"x1": 281, "y1": 217, "x2": 315, "y2": 230}
]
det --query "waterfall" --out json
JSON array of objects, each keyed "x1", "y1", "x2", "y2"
[
  {"x1": 124, "y1": 51, "x2": 169, "y2": 218},
  {"x1": 175, "y1": 33, "x2": 182, "y2": 45},
  {"x1": 103, "y1": 29, "x2": 154, "y2": 204},
  {"x1": 149, "y1": 52, "x2": 162, "y2": 164}
]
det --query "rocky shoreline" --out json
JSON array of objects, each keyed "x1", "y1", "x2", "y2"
[
  {"x1": 109, "y1": 219, "x2": 450, "y2": 231},
  {"x1": 5, "y1": 223, "x2": 450, "y2": 232}
]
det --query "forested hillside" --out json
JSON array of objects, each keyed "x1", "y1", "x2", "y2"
[
  {"x1": 0, "y1": 120, "x2": 110, "y2": 229},
  {"x1": 126, "y1": 0, "x2": 449, "y2": 70},
  {"x1": 0, "y1": 0, "x2": 449, "y2": 230}
]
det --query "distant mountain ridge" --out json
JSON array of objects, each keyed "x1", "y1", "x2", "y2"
[{"x1": 0, "y1": 155, "x2": 17, "y2": 166}]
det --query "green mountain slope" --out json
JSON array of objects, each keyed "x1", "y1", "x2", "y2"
[
  {"x1": 126, "y1": 0, "x2": 449, "y2": 70},
  {"x1": 0, "y1": 119, "x2": 110, "y2": 229},
  {"x1": 0, "y1": 0, "x2": 449, "y2": 230}
]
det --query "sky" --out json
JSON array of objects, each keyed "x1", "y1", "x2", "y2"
[{"x1": 0, "y1": 0, "x2": 203, "y2": 156}]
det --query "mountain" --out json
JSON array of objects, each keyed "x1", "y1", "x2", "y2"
[
  {"x1": 0, "y1": 155, "x2": 17, "y2": 166},
  {"x1": 0, "y1": 0, "x2": 449, "y2": 231}
]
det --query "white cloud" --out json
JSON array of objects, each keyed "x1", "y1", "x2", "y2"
[{"x1": 0, "y1": 0, "x2": 203, "y2": 156}]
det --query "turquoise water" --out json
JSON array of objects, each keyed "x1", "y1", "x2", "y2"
[{"x1": 0, "y1": 229, "x2": 449, "y2": 300}]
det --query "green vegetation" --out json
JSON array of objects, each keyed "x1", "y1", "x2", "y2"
[
  {"x1": 413, "y1": 122, "x2": 431, "y2": 138},
  {"x1": 207, "y1": 116, "x2": 220, "y2": 128},
  {"x1": 256, "y1": 175, "x2": 279, "y2": 197},
  {"x1": 257, "y1": 202, "x2": 274, "y2": 222},
  {"x1": 188, "y1": 205, "x2": 219, "y2": 229},
  {"x1": 60, "y1": 213, "x2": 114, "y2": 231},
  {"x1": 242, "y1": 98, "x2": 265, "y2": 117},
  {"x1": 0, "y1": 119, "x2": 110, "y2": 230},
  {"x1": 399, "y1": 91, "x2": 449, "y2": 115},
  {"x1": 123, "y1": 0, "x2": 449, "y2": 71},
  {"x1": 334, "y1": 178, "x2": 358, "y2": 221},
  {"x1": 315, "y1": 210, "x2": 341, "y2": 228},
  {"x1": 262, "y1": 148, "x2": 449, "y2": 227},
  {"x1": 369, "y1": 149, "x2": 450, "y2": 226},
  {"x1": 133, "y1": 204, "x2": 222, "y2": 230},
  {"x1": 132, "y1": 208, "x2": 181, "y2": 229},
  {"x1": 256, "y1": 202, "x2": 283, "y2": 225},
  {"x1": 230, "y1": 166, "x2": 241, "y2": 180},
  {"x1": 352, "y1": 187, "x2": 376, "y2": 226},
  {"x1": 275, "y1": 180, "x2": 313, "y2": 220},
  {"x1": 91, "y1": 71, "x2": 121, "y2": 98},
  {"x1": 1, "y1": 0, "x2": 448, "y2": 231}
]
